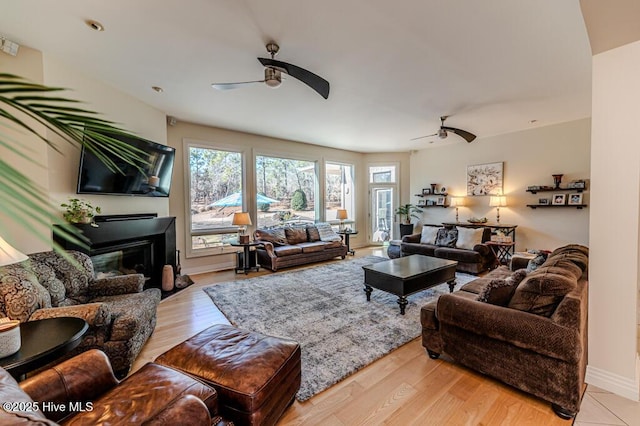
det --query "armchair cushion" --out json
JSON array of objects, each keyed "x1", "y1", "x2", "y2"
[
  {"x1": 0, "y1": 263, "x2": 51, "y2": 321},
  {"x1": 29, "y1": 302, "x2": 111, "y2": 328},
  {"x1": 89, "y1": 274, "x2": 145, "y2": 296},
  {"x1": 28, "y1": 251, "x2": 93, "y2": 305}
]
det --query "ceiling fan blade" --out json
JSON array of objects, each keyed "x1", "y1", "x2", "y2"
[
  {"x1": 211, "y1": 80, "x2": 265, "y2": 91},
  {"x1": 441, "y1": 126, "x2": 477, "y2": 143},
  {"x1": 410, "y1": 133, "x2": 438, "y2": 141},
  {"x1": 258, "y1": 57, "x2": 330, "y2": 99}
]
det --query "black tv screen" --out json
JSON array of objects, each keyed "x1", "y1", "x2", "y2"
[{"x1": 77, "y1": 132, "x2": 175, "y2": 197}]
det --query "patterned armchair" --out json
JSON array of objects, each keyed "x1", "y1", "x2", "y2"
[{"x1": 0, "y1": 250, "x2": 161, "y2": 377}]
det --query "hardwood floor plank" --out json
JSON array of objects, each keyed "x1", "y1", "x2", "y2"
[{"x1": 131, "y1": 247, "x2": 570, "y2": 425}]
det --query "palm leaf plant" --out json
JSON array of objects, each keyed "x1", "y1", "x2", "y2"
[
  {"x1": 0, "y1": 73, "x2": 149, "y2": 250},
  {"x1": 394, "y1": 203, "x2": 423, "y2": 224}
]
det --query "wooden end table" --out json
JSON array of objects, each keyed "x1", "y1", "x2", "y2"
[
  {"x1": 338, "y1": 230, "x2": 358, "y2": 255},
  {"x1": 231, "y1": 241, "x2": 262, "y2": 274},
  {"x1": 0, "y1": 317, "x2": 88, "y2": 380}
]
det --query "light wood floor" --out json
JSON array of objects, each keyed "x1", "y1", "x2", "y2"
[{"x1": 132, "y1": 247, "x2": 569, "y2": 425}]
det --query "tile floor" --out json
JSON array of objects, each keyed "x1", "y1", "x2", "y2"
[{"x1": 576, "y1": 385, "x2": 640, "y2": 425}]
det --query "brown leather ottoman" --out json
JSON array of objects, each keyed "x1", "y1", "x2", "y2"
[{"x1": 155, "y1": 324, "x2": 301, "y2": 426}]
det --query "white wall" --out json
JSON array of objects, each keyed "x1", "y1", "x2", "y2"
[
  {"x1": 410, "y1": 118, "x2": 591, "y2": 251},
  {"x1": 587, "y1": 39, "x2": 640, "y2": 400}
]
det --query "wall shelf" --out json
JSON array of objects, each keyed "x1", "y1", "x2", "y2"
[
  {"x1": 526, "y1": 187, "x2": 584, "y2": 194},
  {"x1": 527, "y1": 204, "x2": 587, "y2": 209}
]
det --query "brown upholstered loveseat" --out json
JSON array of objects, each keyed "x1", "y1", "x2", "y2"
[
  {"x1": 0, "y1": 250, "x2": 160, "y2": 377},
  {"x1": 254, "y1": 223, "x2": 347, "y2": 271},
  {"x1": 401, "y1": 225, "x2": 497, "y2": 274},
  {"x1": 421, "y1": 244, "x2": 588, "y2": 419}
]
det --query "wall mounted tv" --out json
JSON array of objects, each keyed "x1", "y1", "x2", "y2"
[{"x1": 77, "y1": 131, "x2": 175, "y2": 197}]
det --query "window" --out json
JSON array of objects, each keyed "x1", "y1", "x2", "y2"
[
  {"x1": 370, "y1": 166, "x2": 396, "y2": 183},
  {"x1": 255, "y1": 155, "x2": 318, "y2": 228},
  {"x1": 325, "y1": 162, "x2": 355, "y2": 229},
  {"x1": 188, "y1": 145, "x2": 243, "y2": 252}
]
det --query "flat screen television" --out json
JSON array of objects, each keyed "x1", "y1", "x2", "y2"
[{"x1": 77, "y1": 131, "x2": 175, "y2": 197}]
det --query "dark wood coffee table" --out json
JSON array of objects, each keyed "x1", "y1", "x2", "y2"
[
  {"x1": 0, "y1": 317, "x2": 88, "y2": 379},
  {"x1": 362, "y1": 255, "x2": 458, "y2": 314}
]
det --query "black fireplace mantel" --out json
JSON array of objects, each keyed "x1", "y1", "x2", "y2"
[{"x1": 53, "y1": 215, "x2": 176, "y2": 289}]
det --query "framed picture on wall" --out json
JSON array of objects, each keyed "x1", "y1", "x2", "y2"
[
  {"x1": 467, "y1": 162, "x2": 503, "y2": 196},
  {"x1": 436, "y1": 196, "x2": 446, "y2": 206},
  {"x1": 568, "y1": 193, "x2": 583, "y2": 205},
  {"x1": 552, "y1": 194, "x2": 566, "y2": 205},
  {"x1": 422, "y1": 188, "x2": 431, "y2": 195}
]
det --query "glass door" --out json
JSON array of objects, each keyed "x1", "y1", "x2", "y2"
[{"x1": 371, "y1": 187, "x2": 394, "y2": 243}]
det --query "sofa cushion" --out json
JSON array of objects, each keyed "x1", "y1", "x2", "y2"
[
  {"x1": 306, "y1": 225, "x2": 321, "y2": 242},
  {"x1": 434, "y1": 247, "x2": 481, "y2": 263},
  {"x1": 285, "y1": 227, "x2": 308, "y2": 245},
  {"x1": 478, "y1": 268, "x2": 528, "y2": 306},
  {"x1": 322, "y1": 240, "x2": 343, "y2": 249},
  {"x1": 420, "y1": 226, "x2": 439, "y2": 244},
  {"x1": 435, "y1": 228, "x2": 458, "y2": 247},
  {"x1": 456, "y1": 227, "x2": 484, "y2": 250},
  {"x1": 316, "y1": 222, "x2": 342, "y2": 242},
  {"x1": 255, "y1": 228, "x2": 288, "y2": 246},
  {"x1": 508, "y1": 266, "x2": 578, "y2": 317},
  {"x1": 273, "y1": 245, "x2": 303, "y2": 256},
  {"x1": 298, "y1": 241, "x2": 326, "y2": 253},
  {"x1": 402, "y1": 242, "x2": 436, "y2": 256}
]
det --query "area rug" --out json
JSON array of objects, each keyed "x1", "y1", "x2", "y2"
[{"x1": 203, "y1": 256, "x2": 476, "y2": 401}]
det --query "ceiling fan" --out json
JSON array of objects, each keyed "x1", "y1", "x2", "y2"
[
  {"x1": 411, "y1": 116, "x2": 477, "y2": 143},
  {"x1": 211, "y1": 42, "x2": 330, "y2": 99}
]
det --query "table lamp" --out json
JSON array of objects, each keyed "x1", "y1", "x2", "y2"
[
  {"x1": 489, "y1": 196, "x2": 507, "y2": 223},
  {"x1": 450, "y1": 197, "x2": 464, "y2": 222},
  {"x1": 232, "y1": 212, "x2": 252, "y2": 244},
  {"x1": 336, "y1": 209, "x2": 348, "y2": 231},
  {"x1": 0, "y1": 235, "x2": 27, "y2": 357}
]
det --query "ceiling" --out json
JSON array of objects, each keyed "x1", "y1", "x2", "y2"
[{"x1": 0, "y1": 0, "x2": 593, "y2": 152}]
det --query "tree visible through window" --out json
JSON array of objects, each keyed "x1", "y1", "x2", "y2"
[
  {"x1": 255, "y1": 155, "x2": 317, "y2": 228},
  {"x1": 189, "y1": 146, "x2": 242, "y2": 250},
  {"x1": 325, "y1": 162, "x2": 355, "y2": 229}
]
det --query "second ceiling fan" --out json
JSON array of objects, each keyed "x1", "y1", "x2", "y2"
[
  {"x1": 212, "y1": 42, "x2": 330, "y2": 99},
  {"x1": 411, "y1": 116, "x2": 477, "y2": 143}
]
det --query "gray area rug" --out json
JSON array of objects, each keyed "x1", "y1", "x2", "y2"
[{"x1": 203, "y1": 256, "x2": 476, "y2": 401}]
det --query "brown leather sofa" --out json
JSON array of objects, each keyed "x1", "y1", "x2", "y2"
[
  {"x1": 421, "y1": 244, "x2": 588, "y2": 419},
  {"x1": 254, "y1": 223, "x2": 347, "y2": 271},
  {"x1": 0, "y1": 349, "x2": 230, "y2": 425},
  {"x1": 401, "y1": 225, "x2": 497, "y2": 274}
]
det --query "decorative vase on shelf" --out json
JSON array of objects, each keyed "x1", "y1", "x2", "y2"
[
  {"x1": 552, "y1": 174, "x2": 563, "y2": 189},
  {"x1": 430, "y1": 183, "x2": 437, "y2": 193}
]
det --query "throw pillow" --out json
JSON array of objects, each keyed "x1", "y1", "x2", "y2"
[
  {"x1": 0, "y1": 263, "x2": 52, "y2": 321},
  {"x1": 316, "y1": 222, "x2": 342, "y2": 242},
  {"x1": 435, "y1": 228, "x2": 458, "y2": 248},
  {"x1": 507, "y1": 266, "x2": 578, "y2": 317},
  {"x1": 284, "y1": 226, "x2": 308, "y2": 245},
  {"x1": 306, "y1": 225, "x2": 321, "y2": 242},
  {"x1": 456, "y1": 227, "x2": 484, "y2": 250},
  {"x1": 420, "y1": 226, "x2": 439, "y2": 244},
  {"x1": 254, "y1": 228, "x2": 288, "y2": 246},
  {"x1": 478, "y1": 268, "x2": 528, "y2": 306}
]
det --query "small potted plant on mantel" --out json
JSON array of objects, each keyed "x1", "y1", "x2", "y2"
[
  {"x1": 61, "y1": 198, "x2": 101, "y2": 227},
  {"x1": 395, "y1": 203, "x2": 423, "y2": 238}
]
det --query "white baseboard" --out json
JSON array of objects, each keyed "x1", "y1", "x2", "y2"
[
  {"x1": 585, "y1": 359, "x2": 640, "y2": 401},
  {"x1": 183, "y1": 260, "x2": 236, "y2": 276}
]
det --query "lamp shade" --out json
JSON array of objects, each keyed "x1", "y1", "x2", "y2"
[
  {"x1": 0, "y1": 236, "x2": 28, "y2": 267},
  {"x1": 232, "y1": 212, "x2": 252, "y2": 226},
  {"x1": 336, "y1": 209, "x2": 349, "y2": 220},
  {"x1": 489, "y1": 196, "x2": 507, "y2": 207},
  {"x1": 450, "y1": 197, "x2": 465, "y2": 207}
]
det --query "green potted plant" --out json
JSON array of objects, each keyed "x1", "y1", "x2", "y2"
[
  {"x1": 395, "y1": 204, "x2": 423, "y2": 237},
  {"x1": 61, "y1": 198, "x2": 101, "y2": 225}
]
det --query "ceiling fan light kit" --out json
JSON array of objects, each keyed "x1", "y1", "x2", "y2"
[
  {"x1": 411, "y1": 116, "x2": 477, "y2": 143},
  {"x1": 211, "y1": 41, "x2": 330, "y2": 99}
]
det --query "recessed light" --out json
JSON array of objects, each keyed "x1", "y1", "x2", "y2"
[
  {"x1": 85, "y1": 20, "x2": 104, "y2": 32},
  {"x1": 151, "y1": 86, "x2": 164, "y2": 93}
]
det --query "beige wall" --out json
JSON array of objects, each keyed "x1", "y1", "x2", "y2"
[
  {"x1": 587, "y1": 39, "x2": 640, "y2": 400},
  {"x1": 166, "y1": 121, "x2": 411, "y2": 274},
  {"x1": 0, "y1": 46, "x2": 49, "y2": 253},
  {"x1": 410, "y1": 118, "x2": 591, "y2": 251}
]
